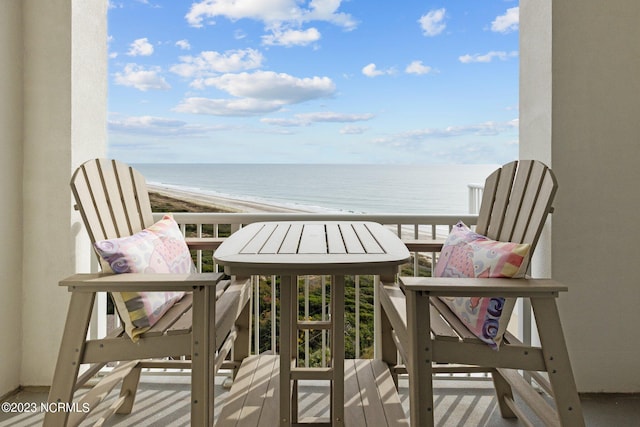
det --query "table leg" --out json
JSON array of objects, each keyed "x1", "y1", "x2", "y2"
[
  {"x1": 280, "y1": 275, "x2": 295, "y2": 426},
  {"x1": 292, "y1": 276, "x2": 299, "y2": 424},
  {"x1": 331, "y1": 275, "x2": 345, "y2": 426}
]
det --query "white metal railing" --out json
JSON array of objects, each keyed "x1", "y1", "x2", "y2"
[
  {"x1": 149, "y1": 212, "x2": 478, "y2": 365},
  {"x1": 89, "y1": 209, "x2": 529, "y2": 382},
  {"x1": 88, "y1": 210, "x2": 544, "y2": 385},
  {"x1": 467, "y1": 183, "x2": 484, "y2": 214}
]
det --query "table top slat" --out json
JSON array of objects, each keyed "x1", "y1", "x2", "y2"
[
  {"x1": 339, "y1": 223, "x2": 366, "y2": 254},
  {"x1": 298, "y1": 224, "x2": 328, "y2": 254},
  {"x1": 354, "y1": 223, "x2": 385, "y2": 254},
  {"x1": 326, "y1": 223, "x2": 347, "y2": 254},
  {"x1": 239, "y1": 223, "x2": 277, "y2": 254},
  {"x1": 279, "y1": 223, "x2": 303, "y2": 254},
  {"x1": 260, "y1": 223, "x2": 290, "y2": 254}
]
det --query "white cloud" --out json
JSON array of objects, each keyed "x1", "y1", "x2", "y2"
[
  {"x1": 184, "y1": 1, "x2": 356, "y2": 53},
  {"x1": 109, "y1": 114, "x2": 226, "y2": 136},
  {"x1": 127, "y1": 38, "x2": 154, "y2": 56},
  {"x1": 193, "y1": 71, "x2": 335, "y2": 104},
  {"x1": 303, "y1": 0, "x2": 357, "y2": 30},
  {"x1": 186, "y1": 0, "x2": 298, "y2": 26},
  {"x1": 262, "y1": 27, "x2": 321, "y2": 47},
  {"x1": 419, "y1": 8, "x2": 446, "y2": 37},
  {"x1": 113, "y1": 64, "x2": 170, "y2": 91},
  {"x1": 174, "y1": 71, "x2": 336, "y2": 116},
  {"x1": 262, "y1": 111, "x2": 374, "y2": 127},
  {"x1": 259, "y1": 117, "x2": 302, "y2": 127},
  {"x1": 492, "y1": 7, "x2": 519, "y2": 34},
  {"x1": 362, "y1": 63, "x2": 395, "y2": 78},
  {"x1": 340, "y1": 125, "x2": 368, "y2": 135},
  {"x1": 459, "y1": 51, "x2": 518, "y2": 63},
  {"x1": 170, "y1": 48, "x2": 264, "y2": 78},
  {"x1": 108, "y1": 35, "x2": 118, "y2": 58},
  {"x1": 185, "y1": 0, "x2": 357, "y2": 30},
  {"x1": 174, "y1": 97, "x2": 284, "y2": 116},
  {"x1": 176, "y1": 39, "x2": 191, "y2": 50},
  {"x1": 375, "y1": 119, "x2": 519, "y2": 147},
  {"x1": 299, "y1": 112, "x2": 374, "y2": 123},
  {"x1": 134, "y1": 0, "x2": 162, "y2": 8},
  {"x1": 362, "y1": 63, "x2": 382, "y2": 77},
  {"x1": 405, "y1": 60, "x2": 433, "y2": 75}
]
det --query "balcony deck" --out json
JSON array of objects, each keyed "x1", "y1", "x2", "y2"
[{"x1": 1, "y1": 373, "x2": 638, "y2": 426}]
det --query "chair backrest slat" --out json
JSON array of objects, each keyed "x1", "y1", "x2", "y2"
[
  {"x1": 113, "y1": 159, "x2": 139, "y2": 236},
  {"x1": 98, "y1": 159, "x2": 133, "y2": 237},
  {"x1": 475, "y1": 168, "x2": 500, "y2": 236},
  {"x1": 499, "y1": 160, "x2": 534, "y2": 243},
  {"x1": 72, "y1": 159, "x2": 154, "y2": 246},
  {"x1": 476, "y1": 161, "x2": 516, "y2": 238},
  {"x1": 72, "y1": 165, "x2": 109, "y2": 243},
  {"x1": 522, "y1": 169, "x2": 557, "y2": 249},
  {"x1": 475, "y1": 160, "x2": 557, "y2": 256},
  {"x1": 131, "y1": 167, "x2": 154, "y2": 229},
  {"x1": 75, "y1": 160, "x2": 117, "y2": 241}
]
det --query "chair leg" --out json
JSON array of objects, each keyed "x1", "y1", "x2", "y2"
[
  {"x1": 44, "y1": 292, "x2": 96, "y2": 427},
  {"x1": 490, "y1": 369, "x2": 517, "y2": 418},
  {"x1": 190, "y1": 284, "x2": 217, "y2": 427},
  {"x1": 406, "y1": 290, "x2": 435, "y2": 427},
  {"x1": 116, "y1": 364, "x2": 143, "y2": 414},
  {"x1": 232, "y1": 287, "x2": 251, "y2": 379},
  {"x1": 531, "y1": 297, "x2": 585, "y2": 427},
  {"x1": 380, "y1": 300, "x2": 400, "y2": 388}
]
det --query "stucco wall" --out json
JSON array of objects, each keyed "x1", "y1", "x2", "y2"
[
  {"x1": 521, "y1": 0, "x2": 640, "y2": 392},
  {"x1": 0, "y1": 0, "x2": 24, "y2": 397},
  {"x1": 18, "y1": 0, "x2": 107, "y2": 387}
]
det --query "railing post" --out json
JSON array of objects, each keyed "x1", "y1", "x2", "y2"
[
  {"x1": 253, "y1": 276, "x2": 260, "y2": 354},
  {"x1": 468, "y1": 183, "x2": 483, "y2": 214},
  {"x1": 304, "y1": 276, "x2": 310, "y2": 367},
  {"x1": 373, "y1": 275, "x2": 381, "y2": 359}
]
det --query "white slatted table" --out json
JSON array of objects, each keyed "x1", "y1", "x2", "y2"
[{"x1": 214, "y1": 221, "x2": 410, "y2": 426}]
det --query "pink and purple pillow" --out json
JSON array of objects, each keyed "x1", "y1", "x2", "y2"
[
  {"x1": 434, "y1": 221, "x2": 530, "y2": 349},
  {"x1": 94, "y1": 215, "x2": 195, "y2": 341}
]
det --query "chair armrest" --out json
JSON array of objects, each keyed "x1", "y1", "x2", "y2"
[
  {"x1": 185, "y1": 237, "x2": 226, "y2": 251},
  {"x1": 399, "y1": 276, "x2": 568, "y2": 298},
  {"x1": 401, "y1": 239, "x2": 445, "y2": 253},
  {"x1": 60, "y1": 272, "x2": 224, "y2": 293}
]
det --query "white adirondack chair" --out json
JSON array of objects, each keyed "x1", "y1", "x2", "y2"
[
  {"x1": 380, "y1": 160, "x2": 584, "y2": 426},
  {"x1": 45, "y1": 159, "x2": 251, "y2": 426}
]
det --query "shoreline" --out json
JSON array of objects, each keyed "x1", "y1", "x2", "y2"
[
  {"x1": 147, "y1": 184, "x2": 452, "y2": 242},
  {"x1": 148, "y1": 184, "x2": 312, "y2": 214}
]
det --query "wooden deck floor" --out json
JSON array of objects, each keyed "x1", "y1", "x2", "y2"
[
  {"x1": 1, "y1": 372, "x2": 638, "y2": 426},
  {"x1": 217, "y1": 355, "x2": 407, "y2": 426}
]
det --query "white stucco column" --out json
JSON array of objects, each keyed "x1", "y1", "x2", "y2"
[
  {"x1": 20, "y1": 0, "x2": 107, "y2": 387},
  {"x1": 0, "y1": 0, "x2": 25, "y2": 396},
  {"x1": 520, "y1": 0, "x2": 640, "y2": 392}
]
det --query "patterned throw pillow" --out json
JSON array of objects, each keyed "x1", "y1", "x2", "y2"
[
  {"x1": 434, "y1": 221, "x2": 530, "y2": 349},
  {"x1": 94, "y1": 215, "x2": 195, "y2": 341}
]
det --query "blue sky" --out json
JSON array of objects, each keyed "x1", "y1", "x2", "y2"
[{"x1": 108, "y1": 0, "x2": 520, "y2": 164}]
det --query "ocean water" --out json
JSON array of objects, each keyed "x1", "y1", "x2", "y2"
[{"x1": 134, "y1": 163, "x2": 499, "y2": 215}]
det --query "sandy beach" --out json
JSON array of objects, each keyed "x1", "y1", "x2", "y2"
[{"x1": 148, "y1": 184, "x2": 311, "y2": 213}]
